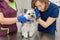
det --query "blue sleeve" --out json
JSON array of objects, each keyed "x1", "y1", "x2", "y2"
[{"x1": 49, "y1": 7, "x2": 59, "y2": 18}]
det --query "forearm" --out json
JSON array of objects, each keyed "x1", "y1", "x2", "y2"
[
  {"x1": 37, "y1": 18, "x2": 50, "y2": 28},
  {"x1": 37, "y1": 16, "x2": 56, "y2": 28},
  {"x1": 0, "y1": 17, "x2": 18, "y2": 25}
]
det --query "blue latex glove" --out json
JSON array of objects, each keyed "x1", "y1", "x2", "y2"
[
  {"x1": 18, "y1": 15, "x2": 31, "y2": 23},
  {"x1": 34, "y1": 8, "x2": 40, "y2": 20}
]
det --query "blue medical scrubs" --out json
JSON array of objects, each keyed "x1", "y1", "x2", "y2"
[{"x1": 38, "y1": 2, "x2": 59, "y2": 35}]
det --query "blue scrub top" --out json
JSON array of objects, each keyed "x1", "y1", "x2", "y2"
[{"x1": 38, "y1": 2, "x2": 59, "y2": 35}]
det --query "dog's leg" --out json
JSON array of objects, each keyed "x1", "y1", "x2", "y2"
[
  {"x1": 22, "y1": 30, "x2": 28, "y2": 38},
  {"x1": 29, "y1": 24, "x2": 35, "y2": 38},
  {"x1": 22, "y1": 24, "x2": 28, "y2": 38}
]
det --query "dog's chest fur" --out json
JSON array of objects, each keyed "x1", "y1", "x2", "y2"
[{"x1": 23, "y1": 21, "x2": 35, "y2": 27}]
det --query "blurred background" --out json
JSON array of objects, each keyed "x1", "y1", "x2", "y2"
[{"x1": 15, "y1": 0, "x2": 60, "y2": 40}]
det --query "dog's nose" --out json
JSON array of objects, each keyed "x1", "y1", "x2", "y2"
[{"x1": 31, "y1": 15, "x2": 34, "y2": 17}]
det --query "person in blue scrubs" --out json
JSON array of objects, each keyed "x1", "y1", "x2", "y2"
[{"x1": 31, "y1": 0, "x2": 59, "y2": 35}]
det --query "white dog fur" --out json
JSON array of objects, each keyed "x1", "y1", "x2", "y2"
[{"x1": 21, "y1": 9, "x2": 38, "y2": 38}]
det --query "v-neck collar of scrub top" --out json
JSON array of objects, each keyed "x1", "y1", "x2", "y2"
[
  {"x1": 0, "y1": 0, "x2": 17, "y2": 17},
  {"x1": 9, "y1": 1, "x2": 17, "y2": 11},
  {"x1": 0, "y1": 0, "x2": 17, "y2": 11}
]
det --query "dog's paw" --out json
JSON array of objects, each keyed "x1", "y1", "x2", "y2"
[
  {"x1": 29, "y1": 34, "x2": 33, "y2": 38},
  {"x1": 22, "y1": 35, "x2": 28, "y2": 39},
  {"x1": 24, "y1": 37, "x2": 28, "y2": 39}
]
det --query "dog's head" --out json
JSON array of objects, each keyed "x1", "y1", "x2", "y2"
[{"x1": 24, "y1": 9, "x2": 36, "y2": 20}]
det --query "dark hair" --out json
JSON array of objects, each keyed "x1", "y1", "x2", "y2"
[
  {"x1": 9, "y1": 0, "x2": 14, "y2": 2},
  {"x1": 0, "y1": 0, "x2": 14, "y2": 2},
  {"x1": 0, "y1": 0, "x2": 2, "y2": 2},
  {"x1": 31, "y1": 0, "x2": 50, "y2": 11}
]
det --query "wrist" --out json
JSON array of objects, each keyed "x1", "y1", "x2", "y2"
[
  {"x1": 36, "y1": 17, "x2": 41, "y2": 21},
  {"x1": 16, "y1": 17, "x2": 18, "y2": 22}
]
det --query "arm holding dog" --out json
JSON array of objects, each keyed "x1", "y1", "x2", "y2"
[
  {"x1": 0, "y1": 12, "x2": 29, "y2": 24},
  {"x1": 34, "y1": 8, "x2": 56, "y2": 28}
]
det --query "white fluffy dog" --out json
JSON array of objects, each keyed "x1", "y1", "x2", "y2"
[{"x1": 21, "y1": 9, "x2": 37, "y2": 38}]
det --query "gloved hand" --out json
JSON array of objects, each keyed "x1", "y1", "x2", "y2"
[
  {"x1": 34, "y1": 8, "x2": 40, "y2": 20},
  {"x1": 18, "y1": 15, "x2": 31, "y2": 23}
]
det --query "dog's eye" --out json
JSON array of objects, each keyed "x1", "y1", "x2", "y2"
[
  {"x1": 28, "y1": 13, "x2": 30, "y2": 15},
  {"x1": 33, "y1": 13, "x2": 34, "y2": 14}
]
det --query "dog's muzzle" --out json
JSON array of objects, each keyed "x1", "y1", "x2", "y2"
[{"x1": 31, "y1": 15, "x2": 35, "y2": 18}]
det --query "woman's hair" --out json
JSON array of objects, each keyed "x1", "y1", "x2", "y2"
[
  {"x1": 9, "y1": 0, "x2": 14, "y2": 2},
  {"x1": 0, "y1": 0, "x2": 2, "y2": 2},
  {"x1": 0, "y1": 0, "x2": 14, "y2": 2},
  {"x1": 31, "y1": 0, "x2": 50, "y2": 11}
]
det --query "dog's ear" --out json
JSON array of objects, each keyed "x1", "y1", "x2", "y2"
[{"x1": 24, "y1": 9, "x2": 27, "y2": 13}]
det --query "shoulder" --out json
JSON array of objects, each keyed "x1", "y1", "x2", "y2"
[
  {"x1": 47, "y1": 2, "x2": 59, "y2": 14},
  {"x1": 41, "y1": 2, "x2": 59, "y2": 18},
  {"x1": 47, "y1": 2, "x2": 59, "y2": 18},
  {"x1": 49, "y1": 2, "x2": 59, "y2": 10}
]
